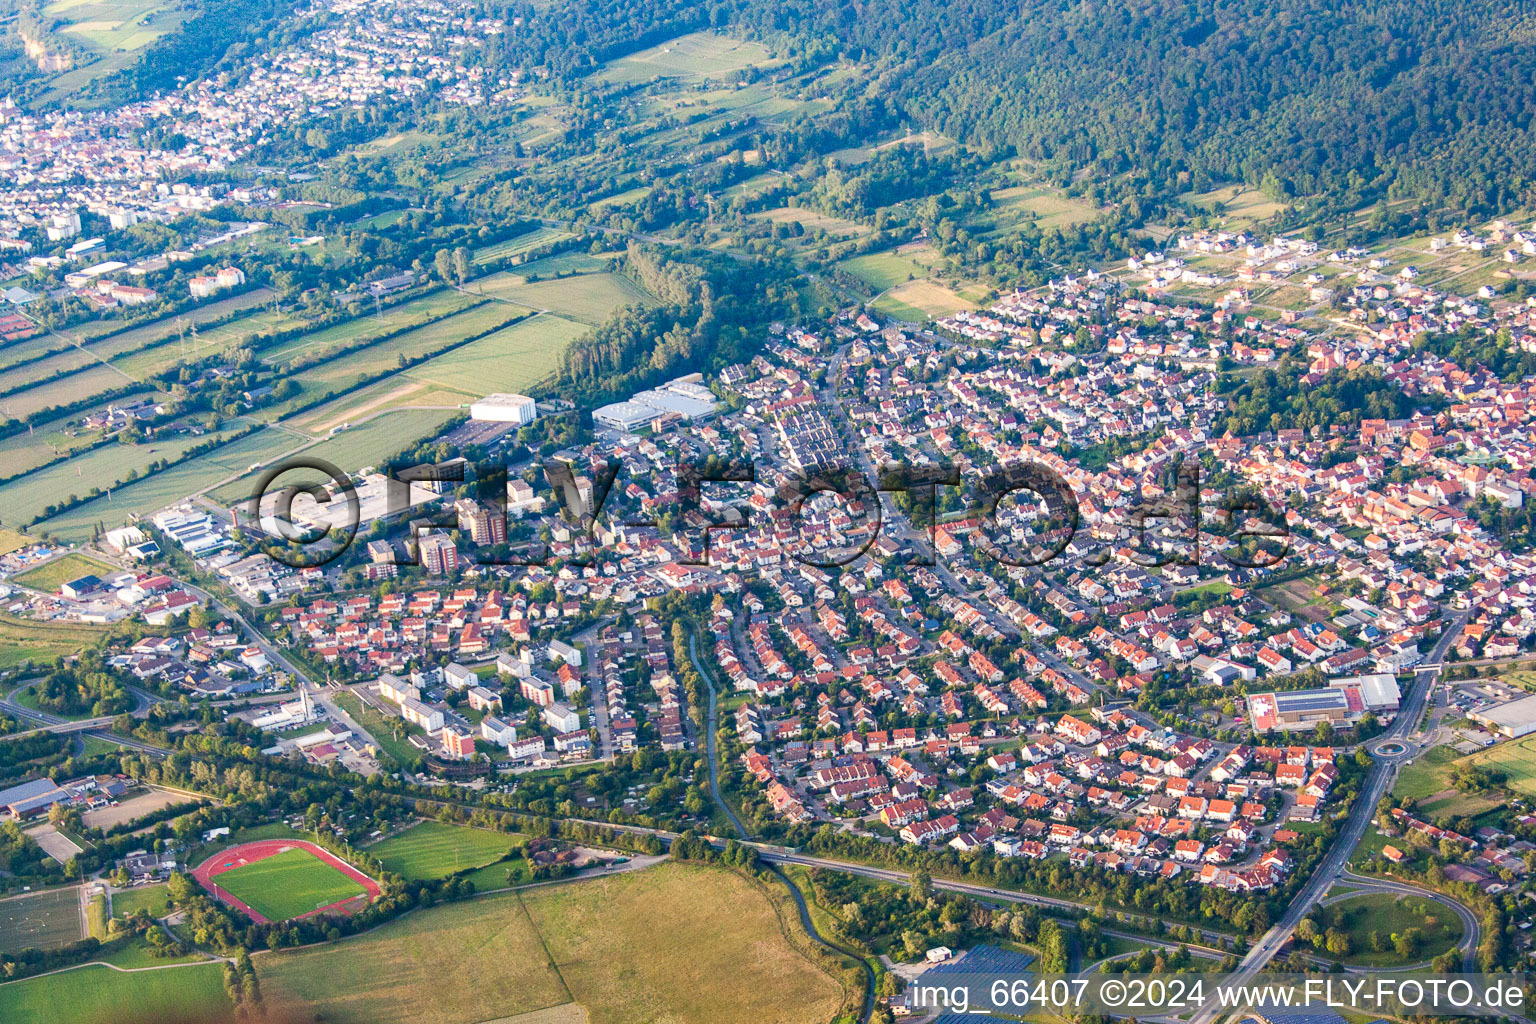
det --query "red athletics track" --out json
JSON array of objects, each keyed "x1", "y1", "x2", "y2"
[{"x1": 192, "y1": 839, "x2": 381, "y2": 924}]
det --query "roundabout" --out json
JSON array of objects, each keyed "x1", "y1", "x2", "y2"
[{"x1": 1372, "y1": 740, "x2": 1409, "y2": 760}]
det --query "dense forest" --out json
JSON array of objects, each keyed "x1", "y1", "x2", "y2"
[{"x1": 485, "y1": 0, "x2": 1536, "y2": 214}]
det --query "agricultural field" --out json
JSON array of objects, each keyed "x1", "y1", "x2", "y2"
[
  {"x1": 754, "y1": 206, "x2": 872, "y2": 240},
  {"x1": 1462, "y1": 733, "x2": 1536, "y2": 796},
  {"x1": 210, "y1": 408, "x2": 460, "y2": 507},
  {"x1": 474, "y1": 272, "x2": 651, "y2": 325},
  {"x1": 1182, "y1": 185, "x2": 1288, "y2": 229},
  {"x1": 0, "y1": 291, "x2": 278, "y2": 393},
  {"x1": 44, "y1": 0, "x2": 190, "y2": 54},
  {"x1": 281, "y1": 302, "x2": 531, "y2": 402},
  {"x1": 258, "y1": 290, "x2": 475, "y2": 365},
  {"x1": 9, "y1": 552, "x2": 115, "y2": 592},
  {"x1": 0, "y1": 402, "x2": 153, "y2": 478},
  {"x1": 0, "y1": 961, "x2": 232, "y2": 1024},
  {"x1": 212, "y1": 848, "x2": 367, "y2": 923},
  {"x1": 0, "y1": 611, "x2": 109, "y2": 668},
  {"x1": 472, "y1": 227, "x2": 575, "y2": 266},
  {"x1": 0, "y1": 886, "x2": 81, "y2": 953},
  {"x1": 1, "y1": 364, "x2": 134, "y2": 421},
  {"x1": 369, "y1": 821, "x2": 519, "y2": 880},
  {"x1": 0, "y1": 426, "x2": 249, "y2": 528},
  {"x1": 597, "y1": 31, "x2": 779, "y2": 85},
  {"x1": 258, "y1": 863, "x2": 844, "y2": 1024},
  {"x1": 1324, "y1": 891, "x2": 1465, "y2": 967},
  {"x1": 29, "y1": 427, "x2": 302, "y2": 542},
  {"x1": 0, "y1": 528, "x2": 31, "y2": 555},
  {"x1": 402, "y1": 313, "x2": 585, "y2": 395}
]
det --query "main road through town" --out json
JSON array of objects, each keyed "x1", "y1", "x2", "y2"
[{"x1": 1185, "y1": 609, "x2": 1469, "y2": 1024}]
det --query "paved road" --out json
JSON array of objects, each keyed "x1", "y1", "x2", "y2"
[
  {"x1": 688, "y1": 625, "x2": 873, "y2": 1024},
  {"x1": 1186, "y1": 611, "x2": 1467, "y2": 1024},
  {"x1": 1328, "y1": 871, "x2": 1479, "y2": 972}
]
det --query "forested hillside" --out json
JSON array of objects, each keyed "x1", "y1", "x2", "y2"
[{"x1": 491, "y1": 0, "x2": 1536, "y2": 213}]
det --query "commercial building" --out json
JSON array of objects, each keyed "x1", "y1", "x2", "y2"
[
  {"x1": 1469, "y1": 693, "x2": 1536, "y2": 738},
  {"x1": 1248, "y1": 688, "x2": 1352, "y2": 732},
  {"x1": 592, "y1": 376, "x2": 719, "y2": 432},
  {"x1": 468, "y1": 393, "x2": 538, "y2": 425}
]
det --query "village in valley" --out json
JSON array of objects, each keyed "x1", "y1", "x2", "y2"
[{"x1": 4, "y1": 3, "x2": 1536, "y2": 1021}]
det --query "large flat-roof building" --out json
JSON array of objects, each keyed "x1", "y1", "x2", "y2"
[
  {"x1": 469, "y1": 393, "x2": 538, "y2": 425},
  {"x1": 592, "y1": 376, "x2": 719, "y2": 432},
  {"x1": 1249, "y1": 688, "x2": 1352, "y2": 732},
  {"x1": 1469, "y1": 693, "x2": 1536, "y2": 738},
  {"x1": 1249, "y1": 673, "x2": 1401, "y2": 733}
]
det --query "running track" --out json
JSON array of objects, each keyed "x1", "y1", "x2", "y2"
[{"x1": 192, "y1": 839, "x2": 380, "y2": 925}]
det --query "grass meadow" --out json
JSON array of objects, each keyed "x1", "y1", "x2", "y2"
[{"x1": 258, "y1": 862, "x2": 844, "y2": 1024}]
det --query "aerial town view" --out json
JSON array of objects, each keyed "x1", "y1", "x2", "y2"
[{"x1": 0, "y1": 2, "x2": 1535, "y2": 1024}]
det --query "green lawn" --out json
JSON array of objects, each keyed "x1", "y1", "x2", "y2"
[
  {"x1": 0, "y1": 612, "x2": 109, "y2": 669},
  {"x1": 1323, "y1": 891, "x2": 1464, "y2": 967},
  {"x1": 85, "y1": 894, "x2": 106, "y2": 940},
  {"x1": 369, "y1": 821, "x2": 519, "y2": 880},
  {"x1": 838, "y1": 251, "x2": 925, "y2": 290},
  {"x1": 211, "y1": 848, "x2": 366, "y2": 922},
  {"x1": 1393, "y1": 744, "x2": 1462, "y2": 801},
  {"x1": 9, "y1": 553, "x2": 115, "y2": 592},
  {"x1": 329, "y1": 692, "x2": 425, "y2": 767},
  {"x1": 110, "y1": 884, "x2": 171, "y2": 920},
  {"x1": 455, "y1": 857, "x2": 531, "y2": 893},
  {"x1": 0, "y1": 961, "x2": 232, "y2": 1024}
]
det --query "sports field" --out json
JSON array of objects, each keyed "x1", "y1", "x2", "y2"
[
  {"x1": 196, "y1": 842, "x2": 375, "y2": 924},
  {"x1": 369, "y1": 821, "x2": 519, "y2": 880},
  {"x1": 0, "y1": 961, "x2": 232, "y2": 1024},
  {"x1": 0, "y1": 886, "x2": 81, "y2": 953},
  {"x1": 258, "y1": 862, "x2": 845, "y2": 1024}
]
